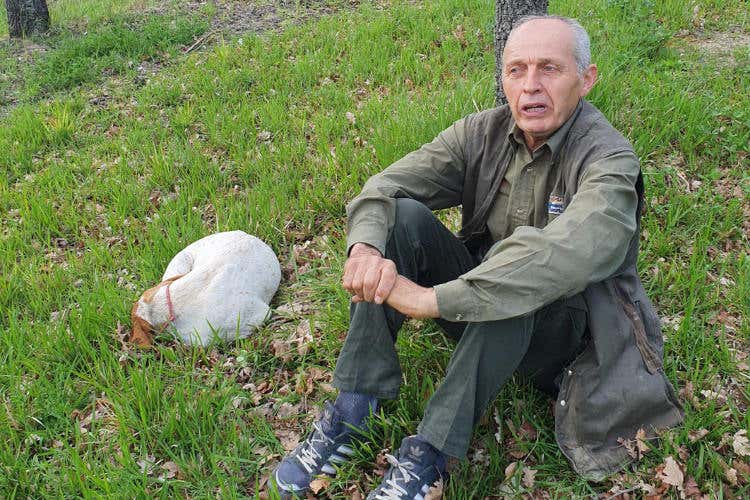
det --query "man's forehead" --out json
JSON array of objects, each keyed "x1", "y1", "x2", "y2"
[{"x1": 504, "y1": 19, "x2": 575, "y2": 60}]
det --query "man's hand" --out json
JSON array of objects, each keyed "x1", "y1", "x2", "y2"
[
  {"x1": 342, "y1": 243, "x2": 397, "y2": 305},
  {"x1": 342, "y1": 243, "x2": 440, "y2": 319}
]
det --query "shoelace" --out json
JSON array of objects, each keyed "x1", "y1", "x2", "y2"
[
  {"x1": 296, "y1": 421, "x2": 334, "y2": 473},
  {"x1": 373, "y1": 454, "x2": 417, "y2": 500}
]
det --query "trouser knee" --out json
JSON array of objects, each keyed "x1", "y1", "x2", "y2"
[{"x1": 389, "y1": 199, "x2": 435, "y2": 241}]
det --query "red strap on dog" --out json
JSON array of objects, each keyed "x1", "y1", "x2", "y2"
[{"x1": 165, "y1": 281, "x2": 176, "y2": 323}]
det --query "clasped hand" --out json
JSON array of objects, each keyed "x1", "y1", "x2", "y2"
[{"x1": 342, "y1": 243, "x2": 439, "y2": 319}]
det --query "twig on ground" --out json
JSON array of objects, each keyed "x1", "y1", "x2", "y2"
[
  {"x1": 184, "y1": 31, "x2": 216, "y2": 53},
  {"x1": 602, "y1": 486, "x2": 641, "y2": 500}
]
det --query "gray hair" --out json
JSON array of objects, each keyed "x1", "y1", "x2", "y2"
[{"x1": 508, "y1": 15, "x2": 592, "y2": 75}]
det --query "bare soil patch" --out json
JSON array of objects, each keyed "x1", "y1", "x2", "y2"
[
  {"x1": 677, "y1": 26, "x2": 750, "y2": 65},
  {"x1": 151, "y1": 0, "x2": 363, "y2": 41}
]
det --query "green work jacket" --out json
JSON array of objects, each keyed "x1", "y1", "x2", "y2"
[{"x1": 346, "y1": 99, "x2": 683, "y2": 479}]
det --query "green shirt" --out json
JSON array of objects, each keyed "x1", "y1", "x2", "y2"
[
  {"x1": 346, "y1": 103, "x2": 639, "y2": 322},
  {"x1": 487, "y1": 118, "x2": 576, "y2": 241}
]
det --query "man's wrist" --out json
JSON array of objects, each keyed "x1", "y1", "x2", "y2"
[
  {"x1": 386, "y1": 276, "x2": 439, "y2": 319},
  {"x1": 349, "y1": 242, "x2": 382, "y2": 258}
]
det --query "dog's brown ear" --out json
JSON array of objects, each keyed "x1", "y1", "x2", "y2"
[
  {"x1": 130, "y1": 301, "x2": 154, "y2": 348},
  {"x1": 141, "y1": 274, "x2": 185, "y2": 303},
  {"x1": 162, "y1": 273, "x2": 185, "y2": 284}
]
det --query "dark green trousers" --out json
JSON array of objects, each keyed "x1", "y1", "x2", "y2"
[{"x1": 333, "y1": 199, "x2": 587, "y2": 458}]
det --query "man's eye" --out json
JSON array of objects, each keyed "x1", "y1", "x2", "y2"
[
  {"x1": 507, "y1": 67, "x2": 521, "y2": 76},
  {"x1": 543, "y1": 65, "x2": 557, "y2": 72}
]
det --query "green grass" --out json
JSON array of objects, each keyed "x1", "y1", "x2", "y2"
[
  {"x1": 0, "y1": 5, "x2": 209, "y2": 106},
  {"x1": 0, "y1": 0, "x2": 162, "y2": 37},
  {"x1": 1, "y1": 0, "x2": 749, "y2": 497}
]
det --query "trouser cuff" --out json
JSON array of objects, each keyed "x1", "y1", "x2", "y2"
[
  {"x1": 416, "y1": 423, "x2": 467, "y2": 459},
  {"x1": 332, "y1": 375, "x2": 401, "y2": 400}
]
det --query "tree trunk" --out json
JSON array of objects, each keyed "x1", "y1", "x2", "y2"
[
  {"x1": 5, "y1": 0, "x2": 50, "y2": 38},
  {"x1": 494, "y1": 0, "x2": 548, "y2": 106}
]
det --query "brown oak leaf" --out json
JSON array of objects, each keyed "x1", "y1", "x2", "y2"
[
  {"x1": 522, "y1": 467, "x2": 538, "y2": 489},
  {"x1": 656, "y1": 456, "x2": 684, "y2": 488},
  {"x1": 688, "y1": 428, "x2": 709, "y2": 443},
  {"x1": 309, "y1": 477, "x2": 330, "y2": 494},
  {"x1": 733, "y1": 429, "x2": 750, "y2": 456}
]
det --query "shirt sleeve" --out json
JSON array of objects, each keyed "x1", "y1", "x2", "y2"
[
  {"x1": 345, "y1": 118, "x2": 468, "y2": 255},
  {"x1": 434, "y1": 151, "x2": 640, "y2": 322}
]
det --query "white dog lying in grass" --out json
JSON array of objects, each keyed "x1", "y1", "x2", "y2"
[{"x1": 130, "y1": 230, "x2": 281, "y2": 347}]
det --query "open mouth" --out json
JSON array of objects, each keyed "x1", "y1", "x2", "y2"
[{"x1": 521, "y1": 103, "x2": 548, "y2": 114}]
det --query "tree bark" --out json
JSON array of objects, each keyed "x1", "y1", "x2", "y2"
[
  {"x1": 5, "y1": 0, "x2": 49, "y2": 38},
  {"x1": 494, "y1": 0, "x2": 548, "y2": 106}
]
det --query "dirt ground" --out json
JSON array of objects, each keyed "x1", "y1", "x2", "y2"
[
  {"x1": 153, "y1": 0, "x2": 362, "y2": 40},
  {"x1": 676, "y1": 26, "x2": 750, "y2": 66}
]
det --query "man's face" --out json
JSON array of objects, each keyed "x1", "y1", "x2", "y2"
[{"x1": 502, "y1": 19, "x2": 597, "y2": 151}]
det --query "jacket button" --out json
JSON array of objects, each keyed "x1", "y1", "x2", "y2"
[
  {"x1": 560, "y1": 400, "x2": 566, "y2": 407},
  {"x1": 455, "y1": 314, "x2": 463, "y2": 321},
  {"x1": 567, "y1": 370, "x2": 573, "y2": 376}
]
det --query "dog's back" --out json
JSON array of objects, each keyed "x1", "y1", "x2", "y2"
[
  {"x1": 164, "y1": 230, "x2": 280, "y2": 305},
  {"x1": 133, "y1": 231, "x2": 281, "y2": 346}
]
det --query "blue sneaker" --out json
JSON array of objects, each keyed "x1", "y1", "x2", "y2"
[
  {"x1": 274, "y1": 401, "x2": 362, "y2": 497},
  {"x1": 367, "y1": 436, "x2": 447, "y2": 500}
]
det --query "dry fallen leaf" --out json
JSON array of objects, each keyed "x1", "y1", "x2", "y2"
[
  {"x1": 158, "y1": 461, "x2": 180, "y2": 480},
  {"x1": 504, "y1": 461, "x2": 519, "y2": 479},
  {"x1": 725, "y1": 467, "x2": 738, "y2": 486},
  {"x1": 277, "y1": 402, "x2": 299, "y2": 419},
  {"x1": 518, "y1": 421, "x2": 538, "y2": 441},
  {"x1": 682, "y1": 476, "x2": 702, "y2": 498},
  {"x1": 257, "y1": 130, "x2": 272, "y2": 142},
  {"x1": 271, "y1": 339, "x2": 293, "y2": 362},
  {"x1": 275, "y1": 429, "x2": 300, "y2": 452},
  {"x1": 522, "y1": 467, "x2": 538, "y2": 489},
  {"x1": 734, "y1": 460, "x2": 750, "y2": 484},
  {"x1": 374, "y1": 449, "x2": 390, "y2": 477},
  {"x1": 137, "y1": 455, "x2": 157, "y2": 475},
  {"x1": 307, "y1": 367, "x2": 330, "y2": 382},
  {"x1": 294, "y1": 320, "x2": 314, "y2": 355},
  {"x1": 700, "y1": 389, "x2": 727, "y2": 405},
  {"x1": 452, "y1": 24, "x2": 468, "y2": 48},
  {"x1": 470, "y1": 447, "x2": 489, "y2": 467},
  {"x1": 636, "y1": 428, "x2": 650, "y2": 456},
  {"x1": 319, "y1": 382, "x2": 336, "y2": 394},
  {"x1": 309, "y1": 477, "x2": 330, "y2": 494},
  {"x1": 679, "y1": 381, "x2": 699, "y2": 406},
  {"x1": 345, "y1": 483, "x2": 364, "y2": 500},
  {"x1": 688, "y1": 428, "x2": 709, "y2": 443},
  {"x1": 657, "y1": 456, "x2": 684, "y2": 488},
  {"x1": 618, "y1": 436, "x2": 638, "y2": 460},
  {"x1": 424, "y1": 478, "x2": 443, "y2": 500},
  {"x1": 733, "y1": 429, "x2": 750, "y2": 456}
]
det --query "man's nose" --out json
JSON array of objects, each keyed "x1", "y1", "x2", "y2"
[{"x1": 523, "y1": 68, "x2": 542, "y2": 93}]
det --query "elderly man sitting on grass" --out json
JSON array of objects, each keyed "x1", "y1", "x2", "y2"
[{"x1": 274, "y1": 14, "x2": 683, "y2": 499}]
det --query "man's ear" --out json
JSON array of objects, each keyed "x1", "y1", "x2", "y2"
[
  {"x1": 580, "y1": 64, "x2": 598, "y2": 97},
  {"x1": 130, "y1": 301, "x2": 154, "y2": 347}
]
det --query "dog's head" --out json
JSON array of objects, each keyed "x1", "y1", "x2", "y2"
[
  {"x1": 130, "y1": 300, "x2": 155, "y2": 347},
  {"x1": 129, "y1": 274, "x2": 183, "y2": 347}
]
